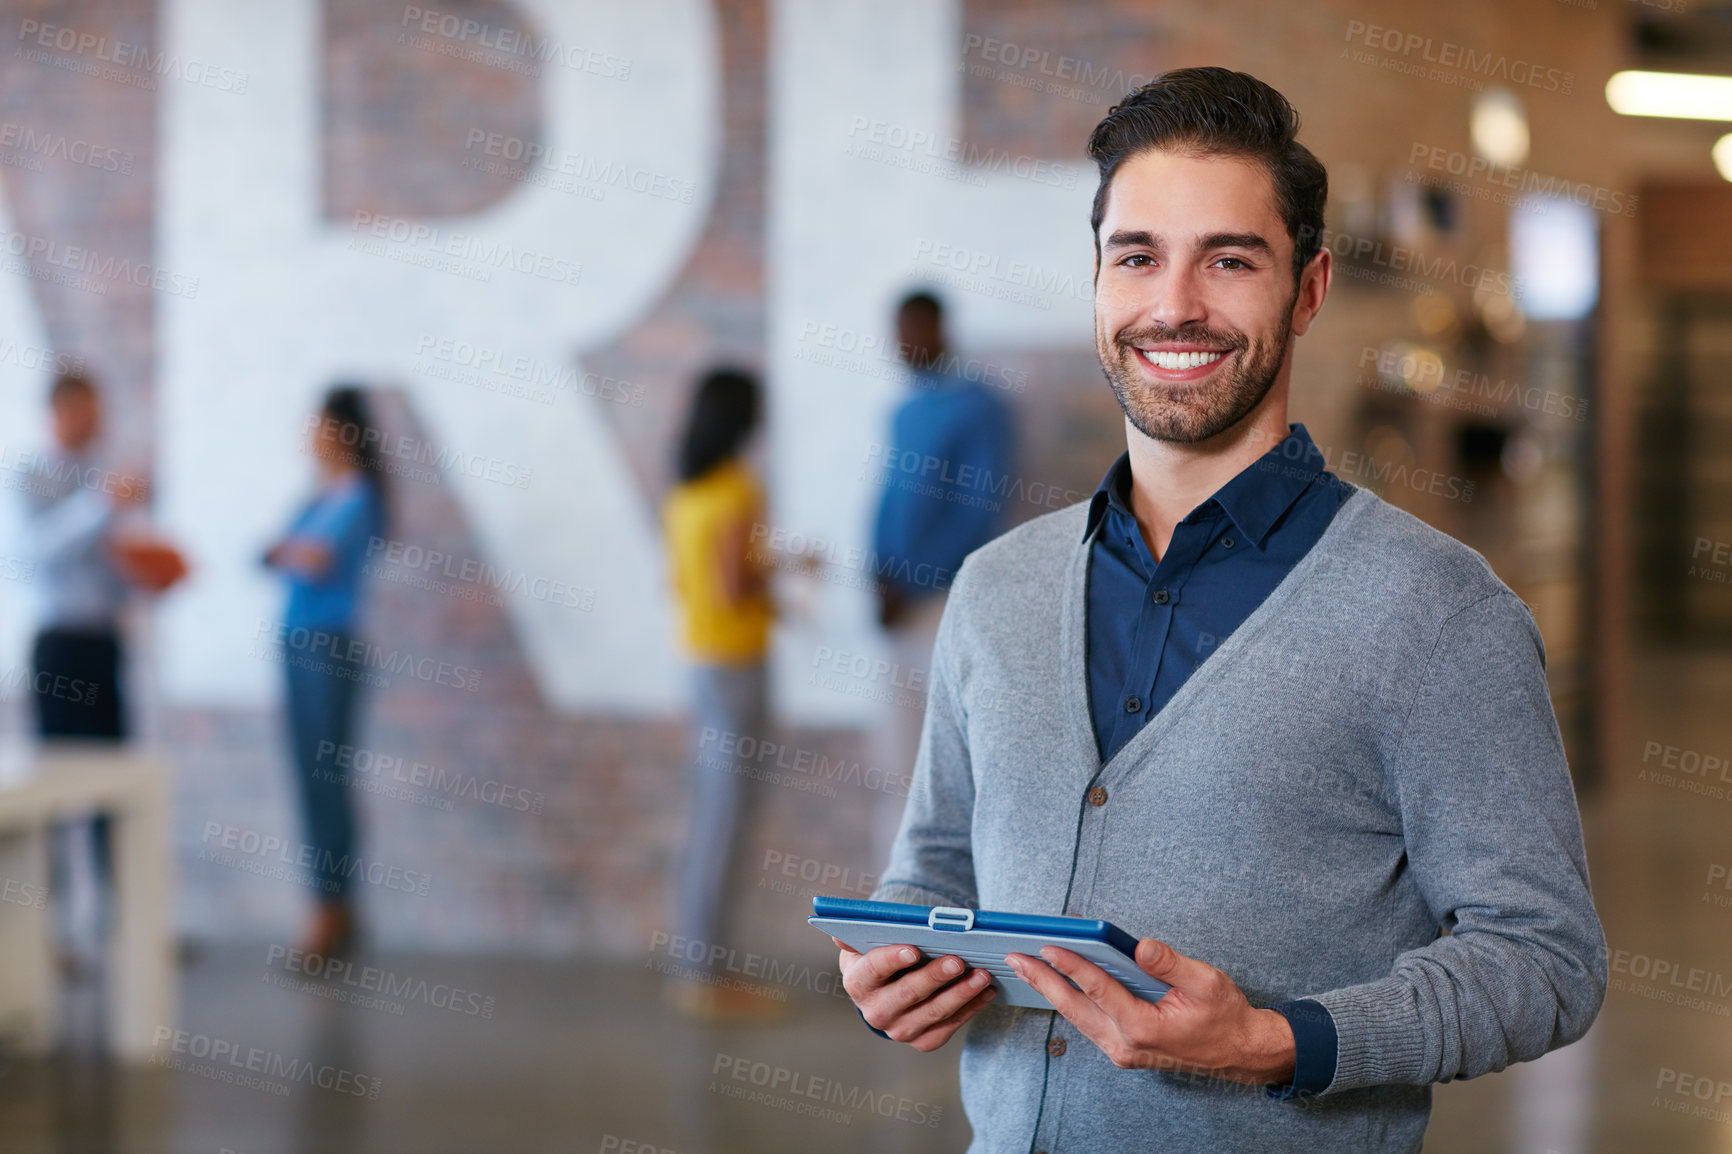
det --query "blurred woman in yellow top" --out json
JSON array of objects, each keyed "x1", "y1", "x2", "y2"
[
  {"x1": 664, "y1": 369, "x2": 773, "y2": 664},
  {"x1": 661, "y1": 367, "x2": 783, "y2": 1019}
]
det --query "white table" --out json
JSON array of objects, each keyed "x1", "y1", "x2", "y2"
[{"x1": 0, "y1": 741, "x2": 175, "y2": 1060}]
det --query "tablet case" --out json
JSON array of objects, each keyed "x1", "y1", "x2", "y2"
[{"x1": 809, "y1": 896, "x2": 1170, "y2": 1011}]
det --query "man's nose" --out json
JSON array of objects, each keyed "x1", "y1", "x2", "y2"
[{"x1": 1146, "y1": 263, "x2": 1207, "y2": 332}]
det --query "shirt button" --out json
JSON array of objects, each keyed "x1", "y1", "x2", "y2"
[
  {"x1": 1088, "y1": 785, "x2": 1108, "y2": 807},
  {"x1": 1047, "y1": 1036, "x2": 1067, "y2": 1056},
  {"x1": 1124, "y1": 695, "x2": 1142, "y2": 714},
  {"x1": 1221, "y1": 536, "x2": 1236, "y2": 549},
  {"x1": 1151, "y1": 588, "x2": 1170, "y2": 604}
]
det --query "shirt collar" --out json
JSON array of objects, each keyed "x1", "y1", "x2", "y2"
[
  {"x1": 908, "y1": 347, "x2": 971, "y2": 391},
  {"x1": 1083, "y1": 423, "x2": 1327, "y2": 550},
  {"x1": 320, "y1": 470, "x2": 369, "y2": 500}
]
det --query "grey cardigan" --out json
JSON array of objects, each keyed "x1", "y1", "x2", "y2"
[{"x1": 873, "y1": 484, "x2": 1606, "y2": 1153}]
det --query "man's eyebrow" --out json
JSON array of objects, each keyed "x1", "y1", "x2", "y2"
[
  {"x1": 1201, "y1": 232, "x2": 1274, "y2": 254},
  {"x1": 1103, "y1": 229, "x2": 1159, "y2": 250}
]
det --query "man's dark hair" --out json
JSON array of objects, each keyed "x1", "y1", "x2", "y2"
[
  {"x1": 897, "y1": 290, "x2": 943, "y2": 320},
  {"x1": 676, "y1": 367, "x2": 760, "y2": 483},
  {"x1": 1086, "y1": 67, "x2": 1328, "y2": 286}
]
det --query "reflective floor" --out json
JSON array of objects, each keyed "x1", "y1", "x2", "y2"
[{"x1": 1, "y1": 646, "x2": 1729, "y2": 1153}]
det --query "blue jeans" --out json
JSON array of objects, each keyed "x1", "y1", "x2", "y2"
[
  {"x1": 284, "y1": 633, "x2": 364, "y2": 899},
  {"x1": 673, "y1": 661, "x2": 770, "y2": 971}
]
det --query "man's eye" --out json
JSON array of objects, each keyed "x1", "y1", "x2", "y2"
[
  {"x1": 1214, "y1": 257, "x2": 1247, "y2": 270},
  {"x1": 1121, "y1": 254, "x2": 1153, "y2": 268}
]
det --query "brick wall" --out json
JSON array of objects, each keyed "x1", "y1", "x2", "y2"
[
  {"x1": 0, "y1": 0, "x2": 155, "y2": 462},
  {"x1": 0, "y1": 0, "x2": 1630, "y2": 959}
]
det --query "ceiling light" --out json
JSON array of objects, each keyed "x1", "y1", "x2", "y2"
[
  {"x1": 1714, "y1": 134, "x2": 1732, "y2": 181},
  {"x1": 1472, "y1": 89, "x2": 1530, "y2": 166},
  {"x1": 1606, "y1": 70, "x2": 1732, "y2": 121}
]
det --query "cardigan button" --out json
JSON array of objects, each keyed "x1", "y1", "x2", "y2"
[
  {"x1": 1047, "y1": 1036, "x2": 1067, "y2": 1056},
  {"x1": 1088, "y1": 785, "x2": 1108, "y2": 807},
  {"x1": 1151, "y1": 588, "x2": 1170, "y2": 605}
]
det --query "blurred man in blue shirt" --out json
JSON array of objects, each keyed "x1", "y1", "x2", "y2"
[
  {"x1": 871, "y1": 292, "x2": 1014, "y2": 625},
  {"x1": 868, "y1": 291, "x2": 1014, "y2": 859}
]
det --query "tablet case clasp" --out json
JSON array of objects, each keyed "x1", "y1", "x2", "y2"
[{"x1": 928, "y1": 906, "x2": 975, "y2": 932}]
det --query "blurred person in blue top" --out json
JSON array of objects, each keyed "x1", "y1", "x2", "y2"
[
  {"x1": 262, "y1": 385, "x2": 387, "y2": 959},
  {"x1": 868, "y1": 291, "x2": 1014, "y2": 860}
]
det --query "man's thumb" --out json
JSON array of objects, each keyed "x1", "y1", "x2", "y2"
[
  {"x1": 1137, "y1": 938, "x2": 1170, "y2": 971},
  {"x1": 1135, "y1": 938, "x2": 1191, "y2": 985}
]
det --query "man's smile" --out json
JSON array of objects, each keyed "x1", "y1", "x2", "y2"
[{"x1": 1132, "y1": 345, "x2": 1232, "y2": 380}]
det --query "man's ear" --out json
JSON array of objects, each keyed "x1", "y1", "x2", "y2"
[{"x1": 1289, "y1": 248, "x2": 1332, "y2": 337}]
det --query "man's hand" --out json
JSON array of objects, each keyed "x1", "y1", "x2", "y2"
[
  {"x1": 112, "y1": 472, "x2": 150, "y2": 506},
  {"x1": 877, "y1": 585, "x2": 910, "y2": 631},
  {"x1": 1007, "y1": 939, "x2": 1296, "y2": 1085},
  {"x1": 834, "y1": 938, "x2": 996, "y2": 1052},
  {"x1": 879, "y1": 585, "x2": 921, "y2": 630}
]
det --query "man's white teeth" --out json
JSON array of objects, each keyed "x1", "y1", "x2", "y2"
[{"x1": 1142, "y1": 349, "x2": 1226, "y2": 370}]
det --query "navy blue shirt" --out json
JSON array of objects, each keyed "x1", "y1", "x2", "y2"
[{"x1": 1082, "y1": 422, "x2": 1352, "y2": 1098}]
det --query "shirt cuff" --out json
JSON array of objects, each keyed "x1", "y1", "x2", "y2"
[
  {"x1": 850, "y1": 949, "x2": 927, "y2": 1042},
  {"x1": 855, "y1": 1004, "x2": 893, "y2": 1041},
  {"x1": 1265, "y1": 999, "x2": 1337, "y2": 1099}
]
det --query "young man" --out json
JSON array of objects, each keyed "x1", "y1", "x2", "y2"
[
  {"x1": 25, "y1": 373, "x2": 140, "y2": 739},
  {"x1": 22, "y1": 372, "x2": 146, "y2": 961},
  {"x1": 835, "y1": 68, "x2": 1604, "y2": 1152},
  {"x1": 869, "y1": 291, "x2": 1014, "y2": 864}
]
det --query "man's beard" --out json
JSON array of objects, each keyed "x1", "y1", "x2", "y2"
[{"x1": 1096, "y1": 307, "x2": 1293, "y2": 445}]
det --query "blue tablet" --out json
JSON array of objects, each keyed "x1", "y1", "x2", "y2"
[{"x1": 809, "y1": 896, "x2": 1169, "y2": 1010}]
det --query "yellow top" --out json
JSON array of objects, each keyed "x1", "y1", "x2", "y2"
[{"x1": 663, "y1": 459, "x2": 773, "y2": 663}]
